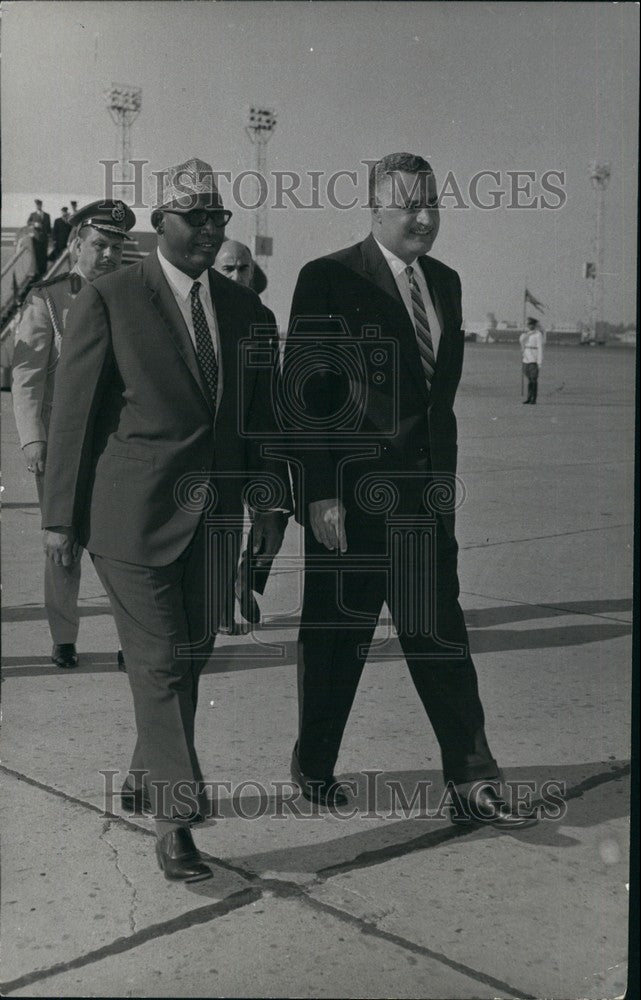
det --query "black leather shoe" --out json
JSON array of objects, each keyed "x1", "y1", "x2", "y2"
[
  {"x1": 117, "y1": 649, "x2": 126, "y2": 672},
  {"x1": 450, "y1": 785, "x2": 537, "y2": 830},
  {"x1": 120, "y1": 777, "x2": 153, "y2": 815},
  {"x1": 291, "y1": 749, "x2": 349, "y2": 808},
  {"x1": 155, "y1": 827, "x2": 212, "y2": 882},
  {"x1": 52, "y1": 643, "x2": 79, "y2": 669}
]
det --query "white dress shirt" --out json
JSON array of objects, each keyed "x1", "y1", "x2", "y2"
[
  {"x1": 157, "y1": 248, "x2": 222, "y2": 403},
  {"x1": 374, "y1": 238, "x2": 442, "y2": 358}
]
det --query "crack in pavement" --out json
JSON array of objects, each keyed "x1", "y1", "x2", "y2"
[
  {"x1": 98, "y1": 820, "x2": 139, "y2": 935},
  {"x1": 460, "y1": 522, "x2": 630, "y2": 550},
  {"x1": 0, "y1": 885, "x2": 264, "y2": 996},
  {"x1": 0, "y1": 765, "x2": 156, "y2": 835},
  {"x1": 217, "y1": 878, "x2": 538, "y2": 999},
  {"x1": 296, "y1": 889, "x2": 538, "y2": 1000},
  {"x1": 1, "y1": 873, "x2": 535, "y2": 1000},
  {"x1": 0, "y1": 761, "x2": 630, "y2": 998},
  {"x1": 0, "y1": 763, "x2": 255, "y2": 883}
]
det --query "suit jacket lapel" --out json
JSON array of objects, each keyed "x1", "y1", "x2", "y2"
[
  {"x1": 142, "y1": 252, "x2": 215, "y2": 415},
  {"x1": 207, "y1": 269, "x2": 260, "y2": 426},
  {"x1": 360, "y1": 234, "x2": 429, "y2": 404}
]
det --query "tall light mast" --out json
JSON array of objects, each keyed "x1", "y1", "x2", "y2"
[
  {"x1": 106, "y1": 84, "x2": 142, "y2": 183},
  {"x1": 245, "y1": 105, "x2": 276, "y2": 281},
  {"x1": 589, "y1": 161, "x2": 610, "y2": 344}
]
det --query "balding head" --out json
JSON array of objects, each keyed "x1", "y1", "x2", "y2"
[{"x1": 214, "y1": 240, "x2": 254, "y2": 287}]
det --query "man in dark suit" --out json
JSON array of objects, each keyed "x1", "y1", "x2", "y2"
[
  {"x1": 43, "y1": 159, "x2": 290, "y2": 882},
  {"x1": 27, "y1": 199, "x2": 52, "y2": 276},
  {"x1": 214, "y1": 239, "x2": 281, "y2": 625},
  {"x1": 284, "y1": 152, "x2": 533, "y2": 828},
  {"x1": 51, "y1": 207, "x2": 72, "y2": 260}
]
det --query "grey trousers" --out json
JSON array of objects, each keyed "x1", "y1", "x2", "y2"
[{"x1": 91, "y1": 517, "x2": 218, "y2": 825}]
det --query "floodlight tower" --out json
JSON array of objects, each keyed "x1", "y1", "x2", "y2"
[
  {"x1": 245, "y1": 106, "x2": 276, "y2": 278},
  {"x1": 589, "y1": 161, "x2": 610, "y2": 344},
  {"x1": 106, "y1": 84, "x2": 142, "y2": 182}
]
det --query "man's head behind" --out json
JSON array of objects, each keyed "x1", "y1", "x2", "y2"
[
  {"x1": 214, "y1": 240, "x2": 254, "y2": 287},
  {"x1": 69, "y1": 199, "x2": 135, "y2": 281},
  {"x1": 369, "y1": 152, "x2": 440, "y2": 264},
  {"x1": 73, "y1": 227, "x2": 125, "y2": 281}
]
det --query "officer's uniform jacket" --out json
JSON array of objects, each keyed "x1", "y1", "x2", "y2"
[
  {"x1": 12, "y1": 268, "x2": 85, "y2": 448},
  {"x1": 519, "y1": 329, "x2": 544, "y2": 367}
]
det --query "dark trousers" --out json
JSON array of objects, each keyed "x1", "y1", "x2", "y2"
[
  {"x1": 33, "y1": 239, "x2": 48, "y2": 277},
  {"x1": 523, "y1": 362, "x2": 539, "y2": 402},
  {"x1": 92, "y1": 517, "x2": 217, "y2": 823},
  {"x1": 297, "y1": 505, "x2": 499, "y2": 785}
]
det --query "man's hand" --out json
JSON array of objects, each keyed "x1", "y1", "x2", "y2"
[
  {"x1": 23, "y1": 441, "x2": 47, "y2": 475},
  {"x1": 43, "y1": 528, "x2": 81, "y2": 566},
  {"x1": 308, "y1": 499, "x2": 347, "y2": 552},
  {"x1": 251, "y1": 511, "x2": 288, "y2": 564}
]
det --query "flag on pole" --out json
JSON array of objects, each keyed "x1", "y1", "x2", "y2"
[{"x1": 524, "y1": 287, "x2": 546, "y2": 313}]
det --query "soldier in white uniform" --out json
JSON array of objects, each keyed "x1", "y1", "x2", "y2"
[
  {"x1": 12, "y1": 200, "x2": 135, "y2": 668},
  {"x1": 520, "y1": 316, "x2": 544, "y2": 404}
]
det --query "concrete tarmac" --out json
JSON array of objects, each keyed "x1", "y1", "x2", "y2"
[{"x1": 1, "y1": 343, "x2": 633, "y2": 999}]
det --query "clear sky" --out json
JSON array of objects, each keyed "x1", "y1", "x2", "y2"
[{"x1": 2, "y1": 1, "x2": 638, "y2": 328}]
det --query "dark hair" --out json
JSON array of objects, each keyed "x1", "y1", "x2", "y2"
[
  {"x1": 150, "y1": 209, "x2": 164, "y2": 232},
  {"x1": 368, "y1": 153, "x2": 433, "y2": 207}
]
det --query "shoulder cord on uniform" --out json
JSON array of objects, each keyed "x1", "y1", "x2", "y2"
[{"x1": 42, "y1": 291, "x2": 62, "y2": 354}]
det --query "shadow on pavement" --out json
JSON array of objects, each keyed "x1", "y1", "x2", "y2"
[
  {"x1": 3, "y1": 603, "x2": 112, "y2": 623},
  {"x1": 465, "y1": 598, "x2": 633, "y2": 626},
  {"x1": 219, "y1": 762, "x2": 630, "y2": 878},
  {"x1": 2, "y1": 601, "x2": 632, "y2": 677}
]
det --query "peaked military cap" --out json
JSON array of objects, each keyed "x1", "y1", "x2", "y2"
[{"x1": 70, "y1": 200, "x2": 136, "y2": 239}]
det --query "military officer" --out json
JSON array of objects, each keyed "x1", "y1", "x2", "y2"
[
  {"x1": 520, "y1": 316, "x2": 544, "y2": 404},
  {"x1": 51, "y1": 207, "x2": 72, "y2": 260},
  {"x1": 12, "y1": 200, "x2": 135, "y2": 668},
  {"x1": 27, "y1": 199, "x2": 52, "y2": 277}
]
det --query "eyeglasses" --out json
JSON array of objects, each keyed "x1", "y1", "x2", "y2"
[{"x1": 163, "y1": 208, "x2": 233, "y2": 229}]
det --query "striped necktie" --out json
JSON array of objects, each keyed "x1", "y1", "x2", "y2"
[
  {"x1": 190, "y1": 281, "x2": 218, "y2": 404},
  {"x1": 405, "y1": 265, "x2": 435, "y2": 391}
]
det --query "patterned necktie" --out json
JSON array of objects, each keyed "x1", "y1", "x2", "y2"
[
  {"x1": 405, "y1": 265, "x2": 435, "y2": 391},
  {"x1": 190, "y1": 281, "x2": 218, "y2": 404}
]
